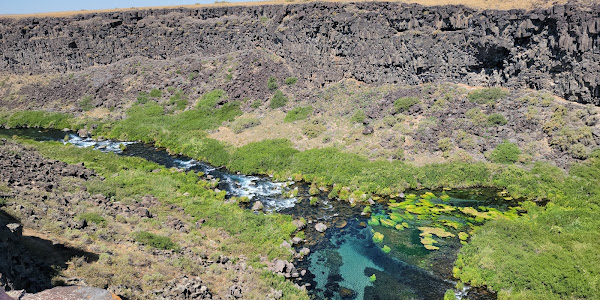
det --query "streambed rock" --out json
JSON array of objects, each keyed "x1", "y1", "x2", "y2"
[{"x1": 315, "y1": 222, "x2": 327, "y2": 233}]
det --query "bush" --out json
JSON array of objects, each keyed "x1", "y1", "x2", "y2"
[
  {"x1": 284, "y1": 106, "x2": 312, "y2": 123},
  {"x1": 569, "y1": 143, "x2": 589, "y2": 160},
  {"x1": 284, "y1": 77, "x2": 298, "y2": 85},
  {"x1": 267, "y1": 76, "x2": 278, "y2": 91},
  {"x1": 269, "y1": 90, "x2": 288, "y2": 109},
  {"x1": 133, "y1": 231, "x2": 179, "y2": 250},
  {"x1": 438, "y1": 138, "x2": 453, "y2": 152},
  {"x1": 489, "y1": 141, "x2": 521, "y2": 164},
  {"x1": 302, "y1": 120, "x2": 326, "y2": 138},
  {"x1": 137, "y1": 92, "x2": 150, "y2": 104},
  {"x1": 79, "y1": 96, "x2": 94, "y2": 111},
  {"x1": 394, "y1": 97, "x2": 420, "y2": 112},
  {"x1": 350, "y1": 110, "x2": 366, "y2": 124},
  {"x1": 149, "y1": 88, "x2": 162, "y2": 98},
  {"x1": 487, "y1": 113, "x2": 507, "y2": 126},
  {"x1": 230, "y1": 118, "x2": 261, "y2": 133},
  {"x1": 467, "y1": 88, "x2": 508, "y2": 105}
]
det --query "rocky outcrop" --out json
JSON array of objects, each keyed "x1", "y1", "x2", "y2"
[{"x1": 0, "y1": 2, "x2": 599, "y2": 104}]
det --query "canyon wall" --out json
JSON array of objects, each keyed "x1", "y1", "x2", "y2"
[{"x1": 0, "y1": 2, "x2": 599, "y2": 104}]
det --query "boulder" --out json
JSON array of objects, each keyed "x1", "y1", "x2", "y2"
[
  {"x1": 251, "y1": 201, "x2": 264, "y2": 211},
  {"x1": 315, "y1": 222, "x2": 327, "y2": 233}
]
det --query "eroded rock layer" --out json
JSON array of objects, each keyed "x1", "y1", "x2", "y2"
[{"x1": 0, "y1": 2, "x2": 599, "y2": 104}]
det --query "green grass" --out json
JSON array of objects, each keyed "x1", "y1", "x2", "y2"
[
  {"x1": 78, "y1": 212, "x2": 107, "y2": 226},
  {"x1": 394, "y1": 97, "x2": 420, "y2": 112},
  {"x1": 267, "y1": 76, "x2": 278, "y2": 91},
  {"x1": 0, "y1": 111, "x2": 79, "y2": 130},
  {"x1": 133, "y1": 231, "x2": 179, "y2": 250},
  {"x1": 284, "y1": 106, "x2": 312, "y2": 123},
  {"x1": 99, "y1": 90, "x2": 240, "y2": 165}
]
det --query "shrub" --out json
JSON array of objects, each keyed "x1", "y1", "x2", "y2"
[
  {"x1": 467, "y1": 88, "x2": 508, "y2": 105},
  {"x1": 284, "y1": 77, "x2": 298, "y2": 85},
  {"x1": 133, "y1": 231, "x2": 179, "y2": 250},
  {"x1": 569, "y1": 143, "x2": 589, "y2": 160},
  {"x1": 302, "y1": 120, "x2": 326, "y2": 138},
  {"x1": 465, "y1": 108, "x2": 488, "y2": 126},
  {"x1": 394, "y1": 97, "x2": 420, "y2": 112},
  {"x1": 350, "y1": 110, "x2": 366, "y2": 124},
  {"x1": 270, "y1": 90, "x2": 288, "y2": 109},
  {"x1": 230, "y1": 118, "x2": 261, "y2": 133},
  {"x1": 250, "y1": 101, "x2": 261, "y2": 109},
  {"x1": 284, "y1": 106, "x2": 312, "y2": 123},
  {"x1": 168, "y1": 90, "x2": 187, "y2": 111},
  {"x1": 79, "y1": 96, "x2": 94, "y2": 111},
  {"x1": 487, "y1": 113, "x2": 507, "y2": 126},
  {"x1": 267, "y1": 76, "x2": 278, "y2": 91},
  {"x1": 489, "y1": 141, "x2": 521, "y2": 164},
  {"x1": 149, "y1": 88, "x2": 162, "y2": 98},
  {"x1": 137, "y1": 92, "x2": 150, "y2": 104},
  {"x1": 438, "y1": 138, "x2": 453, "y2": 152}
]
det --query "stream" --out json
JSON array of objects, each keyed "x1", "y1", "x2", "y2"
[{"x1": 2, "y1": 128, "x2": 509, "y2": 300}]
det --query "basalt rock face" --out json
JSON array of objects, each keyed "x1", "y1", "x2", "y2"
[{"x1": 0, "y1": 2, "x2": 599, "y2": 104}]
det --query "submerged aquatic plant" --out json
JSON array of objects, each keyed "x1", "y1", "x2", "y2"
[{"x1": 372, "y1": 232, "x2": 384, "y2": 243}]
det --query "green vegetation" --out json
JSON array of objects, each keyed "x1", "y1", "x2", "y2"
[
  {"x1": 149, "y1": 88, "x2": 162, "y2": 98},
  {"x1": 284, "y1": 77, "x2": 298, "y2": 85},
  {"x1": 284, "y1": 106, "x2": 312, "y2": 123},
  {"x1": 467, "y1": 88, "x2": 509, "y2": 105},
  {"x1": 444, "y1": 290, "x2": 457, "y2": 300},
  {"x1": 78, "y1": 212, "x2": 107, "y2": 226},
  {"x1": 350, "y1": 109, "x2": 366, "y2": 123},
  {"x1": 230, "y1": 117, "x2": 261, "y2": 133},
  {"x1": 487, "y1": 113, "x2": 507, "y2": 126},
  {"x1": 99, "y1": 90, "x2": 240, "y2": 166},
  {"x1": 369, "y1": 274, "x2": 377, "y2": 282},
  {"x1": 267, "y1": 76, "x2": 278, "y2": 91},
  {"x1": 0, "y1": 111, "x2": 78, "y2": 130},
  {"x1": 168, "y1": 89, "x2": 188, "y2": 111},
  {"x1": 269, "y1": 90, "x2": 288, "y2": 109},
  {"x1": 301, "y1": 120, "x2": 326, "y2": 138},
  {"x1": 133, "y1": 231, "x2": 179, "y2": 250},
  {"x1": 79, "y1": 95, "x2": 94, "y2": 111},
  {"x1": 454, "y1": 151, "x2": 600, "y2": 299},
  {"x1": 394, "y1": 97, "x2": 420, "y2": 112},
  {"x1": 489, "y1": 141, "x2": 520, "y2": 164}
]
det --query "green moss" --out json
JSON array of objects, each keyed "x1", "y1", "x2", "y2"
[
  {"x1": 369, "y1": 274, "x2": 377, "y2": 282},
  {"x1": 382, "y1": 245, "x2": 391, "y2": 253}
]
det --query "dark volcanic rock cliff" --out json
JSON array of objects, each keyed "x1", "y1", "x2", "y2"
[{"x1": 1, "y1": 2, "x2": 599, "y2": 104}]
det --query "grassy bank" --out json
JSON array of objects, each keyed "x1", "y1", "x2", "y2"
[
  {"x1": 1, "y1": 95, "x2": 600, "y2": 298},
  {"x1": 2, "y1": 135, "x2": 306, "y2": 299}
]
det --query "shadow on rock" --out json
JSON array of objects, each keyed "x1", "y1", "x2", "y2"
[{"x1": 0, "y1": 211, "x2": 99, "y2": 293}]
